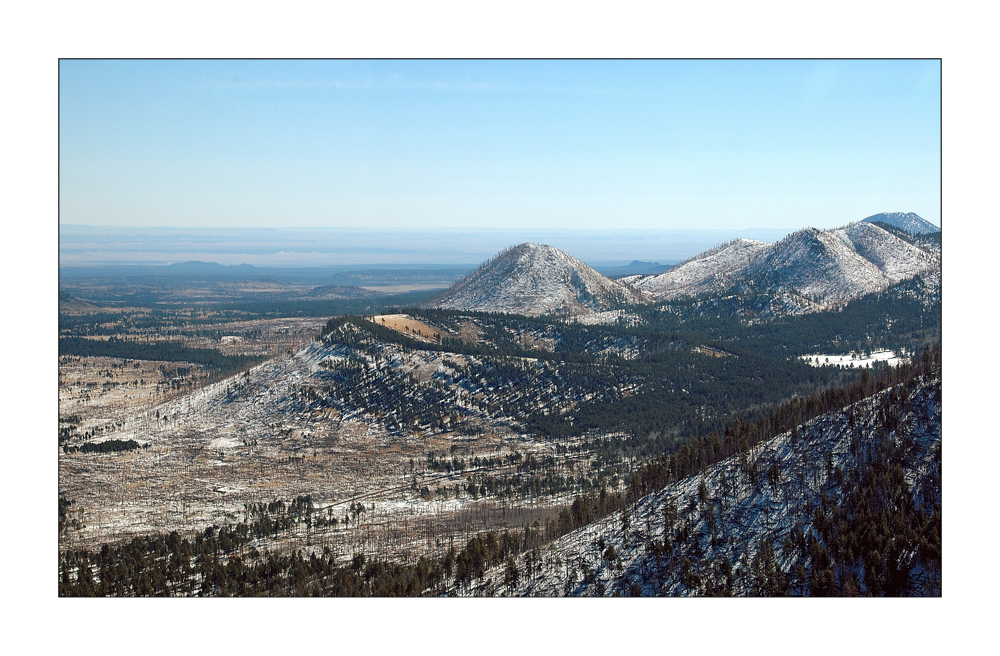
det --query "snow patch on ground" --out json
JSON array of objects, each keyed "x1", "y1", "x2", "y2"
[
  {"x1": 208, "y1": 436, "x2": 242, "y2": 450},
  {"x1": 799, "y1": 350, "x2": 908, "y2": 368}
]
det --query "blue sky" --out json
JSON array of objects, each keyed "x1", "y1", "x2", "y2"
[{"x1": 59, "y1": 59, "x2": 941, "y2": 230}]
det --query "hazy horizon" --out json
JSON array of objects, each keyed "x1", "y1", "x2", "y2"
[{"x1": 59, "y1": 224, "x2": 806, "y2": 268}]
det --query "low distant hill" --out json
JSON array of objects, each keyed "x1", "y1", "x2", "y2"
[
  {"x1": 305, "y1": 285, "x2": 383, "y2": 300},
  {"x1": 595, "y1": 260, "x2": 672, "y2": 278},
  {"x1": 861, "y1": 212, "x2": 939, "y2": 235},
  {"x1": 168, "y1": 260, "x2": 229, "y2": 269},
  {"x1": 58, "y1": 292, "x2": 103, "y2": 314},
  {"x1": 425, "y1": 243, "x2": 644, "y2": 316}
]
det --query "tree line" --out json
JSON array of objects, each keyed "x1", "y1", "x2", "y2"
[
  {"x1": 62, "y1": 438, "x2": 146, "y2": 454},
  {"x1": 58, "y1": 337, "x2": 265, "y2": 374}
]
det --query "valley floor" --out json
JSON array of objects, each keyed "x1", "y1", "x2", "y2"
[{"x1": 59, "y1": 339, "x2": 593, "y2": 564}]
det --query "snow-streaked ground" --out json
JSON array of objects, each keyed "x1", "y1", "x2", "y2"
[
  {"x1": 454, "y1": 376, "x2": 940, "y2": 597},
  {"x1": 799, "y1": 350, "x2": 908, "y2": 368},
  {"x1": 59, "y1": 336, "x2": 591, "y2": 565},
  {"x1": 572, "y1": 309, "x2": 645, "y2": 327}
]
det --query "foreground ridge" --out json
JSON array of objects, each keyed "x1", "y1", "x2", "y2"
[
  {"x1": 475, "y1": 373, "x2": 941, "y2": 597},
  {"x1": 58, "y1": 348, "x2": 941, "y2": 597}
]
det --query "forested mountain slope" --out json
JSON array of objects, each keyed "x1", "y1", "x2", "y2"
[{"x1": 478, "y1": 364, "x2": 941, "y2": 597}]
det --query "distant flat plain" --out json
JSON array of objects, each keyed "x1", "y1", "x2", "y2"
[{"x1": 59, "y1": 225, "x2": 795, "y2": 270}]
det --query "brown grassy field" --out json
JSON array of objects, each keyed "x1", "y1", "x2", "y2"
[{"x1": 372, "y1": 314, "x2": 448, "y2": 342}]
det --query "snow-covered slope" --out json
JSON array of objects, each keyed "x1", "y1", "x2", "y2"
[
  {"x1": 426, "y1": 215, "x2": 938, "y2": 316},
  {"x1": 861, "y1": 212, "x2": 939, "y2": 235},
  {"x1": 626, "y1": 220, "x2": 939, "y2": 308},
  {"x1": 744, "y1": 227, "x2": 889, "y2": 304},
  {"x1": 471, "y1": 375, "x2": 941, "y2": 597},
  {"x1": 631, "y1": 239, "x2": 769, "y2": 300},
  {"x1": 425, "y1": 243, "x2": 644, "y2": 317},
  {"x1": 833, "y1": 221, "x2": 939, "y2": 284}
]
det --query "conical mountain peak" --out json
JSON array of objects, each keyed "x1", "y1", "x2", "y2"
[
  {"x1": 861, "y1": 212, "x2": 939, "y2": 235},
  {"x1": 426, "y1": 243, "x2": 643, "y2": 316}
]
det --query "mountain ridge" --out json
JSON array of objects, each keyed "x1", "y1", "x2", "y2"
[
  {"x1": 630, "y1": 220, "x2": 939, "y2": 308},
  {"x1": 425, "y1": 214, "x2": 939, "y2": 319}
]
